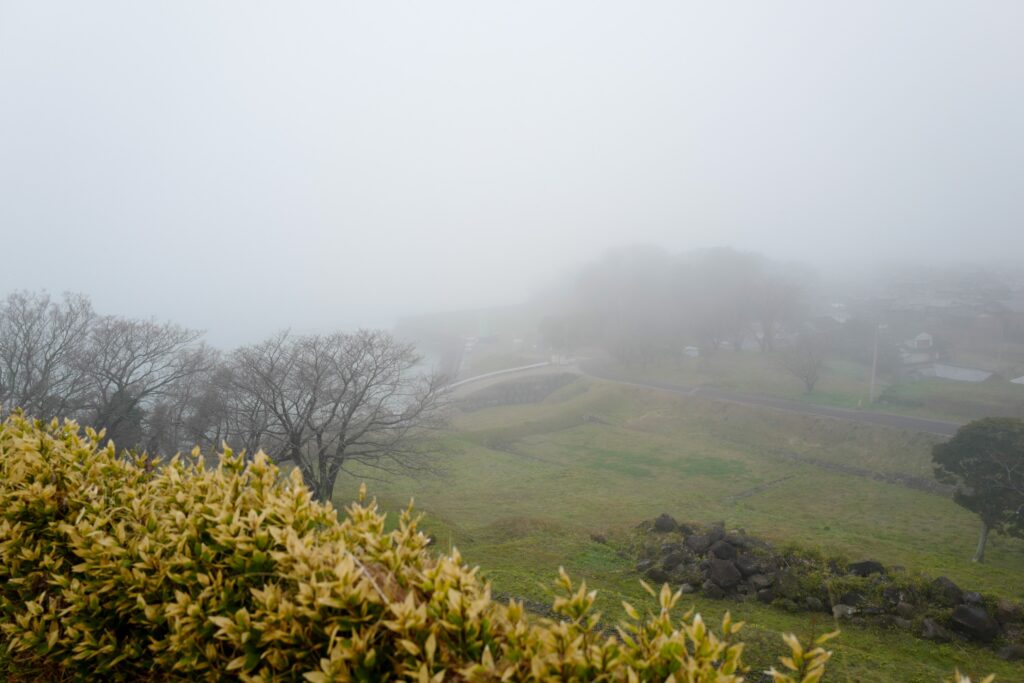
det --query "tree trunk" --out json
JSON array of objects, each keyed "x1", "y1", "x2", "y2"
[
  {"x1": 313, "y1": 475, "x2": 333, "y2": 503},
  {"x1": 311, "y1": 466, "x2": 340, "y2": 503},
  {"x1": 972, "y1": 518, "x2": 989, "y2": 563}
]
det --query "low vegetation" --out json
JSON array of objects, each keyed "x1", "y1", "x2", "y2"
[
  {"x1": 341, "y1": 377, "x2": 1024, "y2": 680},
  {"x1": 603, "y1": 351, "x2": 1024, "y2": 423},
  {"x1": 0, "y1": 412, "x2": 1000, "y2": 681},
  {"x1": 628, "y1": 516, "x2": 1022, "y2": 654}
]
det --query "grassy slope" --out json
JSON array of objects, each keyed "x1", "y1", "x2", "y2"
[
  {"x1": 613, "y1": 351, "x2": 1024, "y2": 422},
  {"x1": 336, "y1": 379, "x2": 1024, "y2": 681},
  {"x1": 880, "y1": 379, "x2": 1024, "y2": 422}
]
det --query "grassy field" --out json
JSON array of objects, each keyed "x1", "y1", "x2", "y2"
[
  {"x1": 335, "y1": 377, "x2": 1024, "y2": 681},
  {"x1": 615, "y1": 351, "x2": 877, "y2": 407},
  {"x1": 879, "y1": 378, "x2": 1024, "y2": 421},
  {"x1": 464, "y1": 351, "x2": 547, "y2": 375},
  {"x1": 610, "y1": 351, "x2": 1024, "y2": 423}
]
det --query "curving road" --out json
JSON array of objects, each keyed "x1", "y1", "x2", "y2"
[{"x1": 580, "y1": 360, "x2": 962, "y2": 437}]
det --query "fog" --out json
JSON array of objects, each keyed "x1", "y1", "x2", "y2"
[{"x1": 2, "y1": 1, "x2": 1023, "y2": 346}]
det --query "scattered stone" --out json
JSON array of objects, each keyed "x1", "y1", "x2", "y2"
[
  {"x1": 950, "y1": 604, "x2": 1000, "y2": 642},
  {"x1": 645, "y1": 567, "x2": 671, "y2": 584},
  {"x1": 735, "y1": 554, "x2": 760, "y2": 576},
  {"x1": 773, "y1": 570, "x2": 799, "y2": 599},
  {"x1": 921, "y1": 618, "x2": 953, "y2": 643},
  {"x1": 995, "y1": 599, "x2": 1022, "y2": 625},
  {"x1": 997, "y1": 644, "x2": 1024, "y2": 661},
  {"x1": 838, "y1": 591, "x2": 864, "y2": 607},
  {"x1": 876, "y1": 614, "x2": 897, "y2": 628},
  {"x1": 708, "y1": 559, "x2": 742, "y2": 588},
  {"x1": 708, "y1": 540, "x2": 738, "y2": 561},
  {"x1": 702, "y1": 580, "x2": 725, "y2": 599},
  {"x1": 653, "y1": 513, "x2": 678, "y2": 533},
  {"x1": 893, "y1": 617, "x2": 914, "y2": 630},
  {"x1": 725, "y1": 533, "x2": 750, "y2": 549},
  {"x1": 832, "y1": 604, "x2": 857, "y2": 620},
  {"x1": 962, "y1": 591, "x2": 983, "y2": 606},
  {"x1": 631, "y1": 515, "x2": 1023, "y2": 655},
  {"x1": 668, "y1": 566, "x2": 698, "y2": 584},
  {"x1": 932, "y1": 576, "x2": 963, "y2": 606},
  {"x1": 848, "y1": 560, "x2": 886, "y2": 577},
  {"x1": 882, "y1": 587, "x2": 901, "y2": 605},
  {"x1": 662, "y1": 551, "x2": 688, "y2": 570},
  {"x1": 685, "y1": 535, "x2": 711, "y2": 554}
]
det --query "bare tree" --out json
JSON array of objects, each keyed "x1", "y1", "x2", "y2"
[
  {"x1": 228, "y1": 330, "x2": 448, "y2": 502},
  {"x1": 676, "y1": 248, "x2": 759, "y2": 353},
  {"x1": 82, "y1": 317, "x2": 208, "y2": 449},
  {"x1": 754, "y1": 275, "x2": 802, "y2": 352},
  {"x1": 143, "y1": 346, "x2": 224, "y2": 455},
  {"x1": 0, "y1": 291, "x2": 95, "y2": 417},
  {"x1": 781, "y1": 331, "x2": 829, "y2": 393}
]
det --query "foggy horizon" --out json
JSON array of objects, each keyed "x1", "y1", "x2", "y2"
[
  {"x1": 3, "y1": 2, "x2": 1023, "y2": 347},
  {"x1": 3, "y1": 5, "x2": 1024, "y2": 678}
]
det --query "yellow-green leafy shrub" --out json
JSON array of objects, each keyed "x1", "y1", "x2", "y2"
[{"x1": 0, "y1": 413, "x2": 992, "y2": 682}]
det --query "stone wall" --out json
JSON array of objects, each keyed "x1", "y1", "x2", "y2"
[{"x1": 629, "y1": 514, "x2": 1023, "y2": 660}]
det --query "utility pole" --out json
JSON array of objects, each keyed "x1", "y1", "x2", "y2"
[{"x1": 868, "y1": 322, "x2": 880, "y2": 404}]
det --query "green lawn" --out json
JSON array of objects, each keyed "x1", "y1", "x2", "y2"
[
  {"x1": 334, "y1": 378, "x2": 1024, "y2": 681},
  {"x1": 611, "y1": 351, "x2": 1024, "y2": 423},
  {"x1": 611, "y1": 351, "x2": 873, "y2": 405},
  {"x1": 879, "y1": 378, "x2": 1024, "y2": 421}
]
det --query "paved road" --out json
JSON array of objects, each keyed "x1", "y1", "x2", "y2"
[{"x1": 580, "y1": 361, "x2": 962, "y2": 437}]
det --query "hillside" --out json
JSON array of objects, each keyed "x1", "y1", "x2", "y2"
[{"x1": 337, "y1": 375, "x2": 1024, "y2": 681}]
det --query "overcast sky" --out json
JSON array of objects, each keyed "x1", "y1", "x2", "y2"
[{"x1": 2, "y1": 1, "x2": 1022, "y2": 346}]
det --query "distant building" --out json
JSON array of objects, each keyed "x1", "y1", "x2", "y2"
[
  {"x1": 910, "y1": 332, "x2": 933, "y2": 350},
  {"x1": 924, "y1": 364, "x2": 992, "y2": 383},
  {"x1": 826, "y1": 302, "x2": 850, "y2": 324},
  {"x1": 900, "y1": 332, "x2": 937, "y2": 366}
]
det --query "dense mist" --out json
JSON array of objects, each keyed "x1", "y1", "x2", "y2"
[
  {"x1": 4, "y1": 3, "x2": 1024, "y2": 679},
  {"x1": 3, "y1": 2, "x2": 1024, "y2": 346}
]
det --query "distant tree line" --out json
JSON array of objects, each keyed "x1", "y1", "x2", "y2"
[
  {"x1": 0, "y1": 291, "x2": 447, "y2": 501},
  {"x1": 540, "y1": 246, "x2": 812, "y2": 359}
]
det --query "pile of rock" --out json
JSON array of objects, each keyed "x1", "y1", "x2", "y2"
[
  {"x1": 914, "y1": 576, "x2": 1024, "y2": 662},
  {"x1": 631, "y1": 514, "x2": 1024, "y2": 659},
  {"x1": 636, "y1": 516, "x2": 784, "y2": 604}
]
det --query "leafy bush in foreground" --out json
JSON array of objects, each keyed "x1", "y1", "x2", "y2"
[{"x1": 0, "y1": 413, "x2": 992, "y2": 681}]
